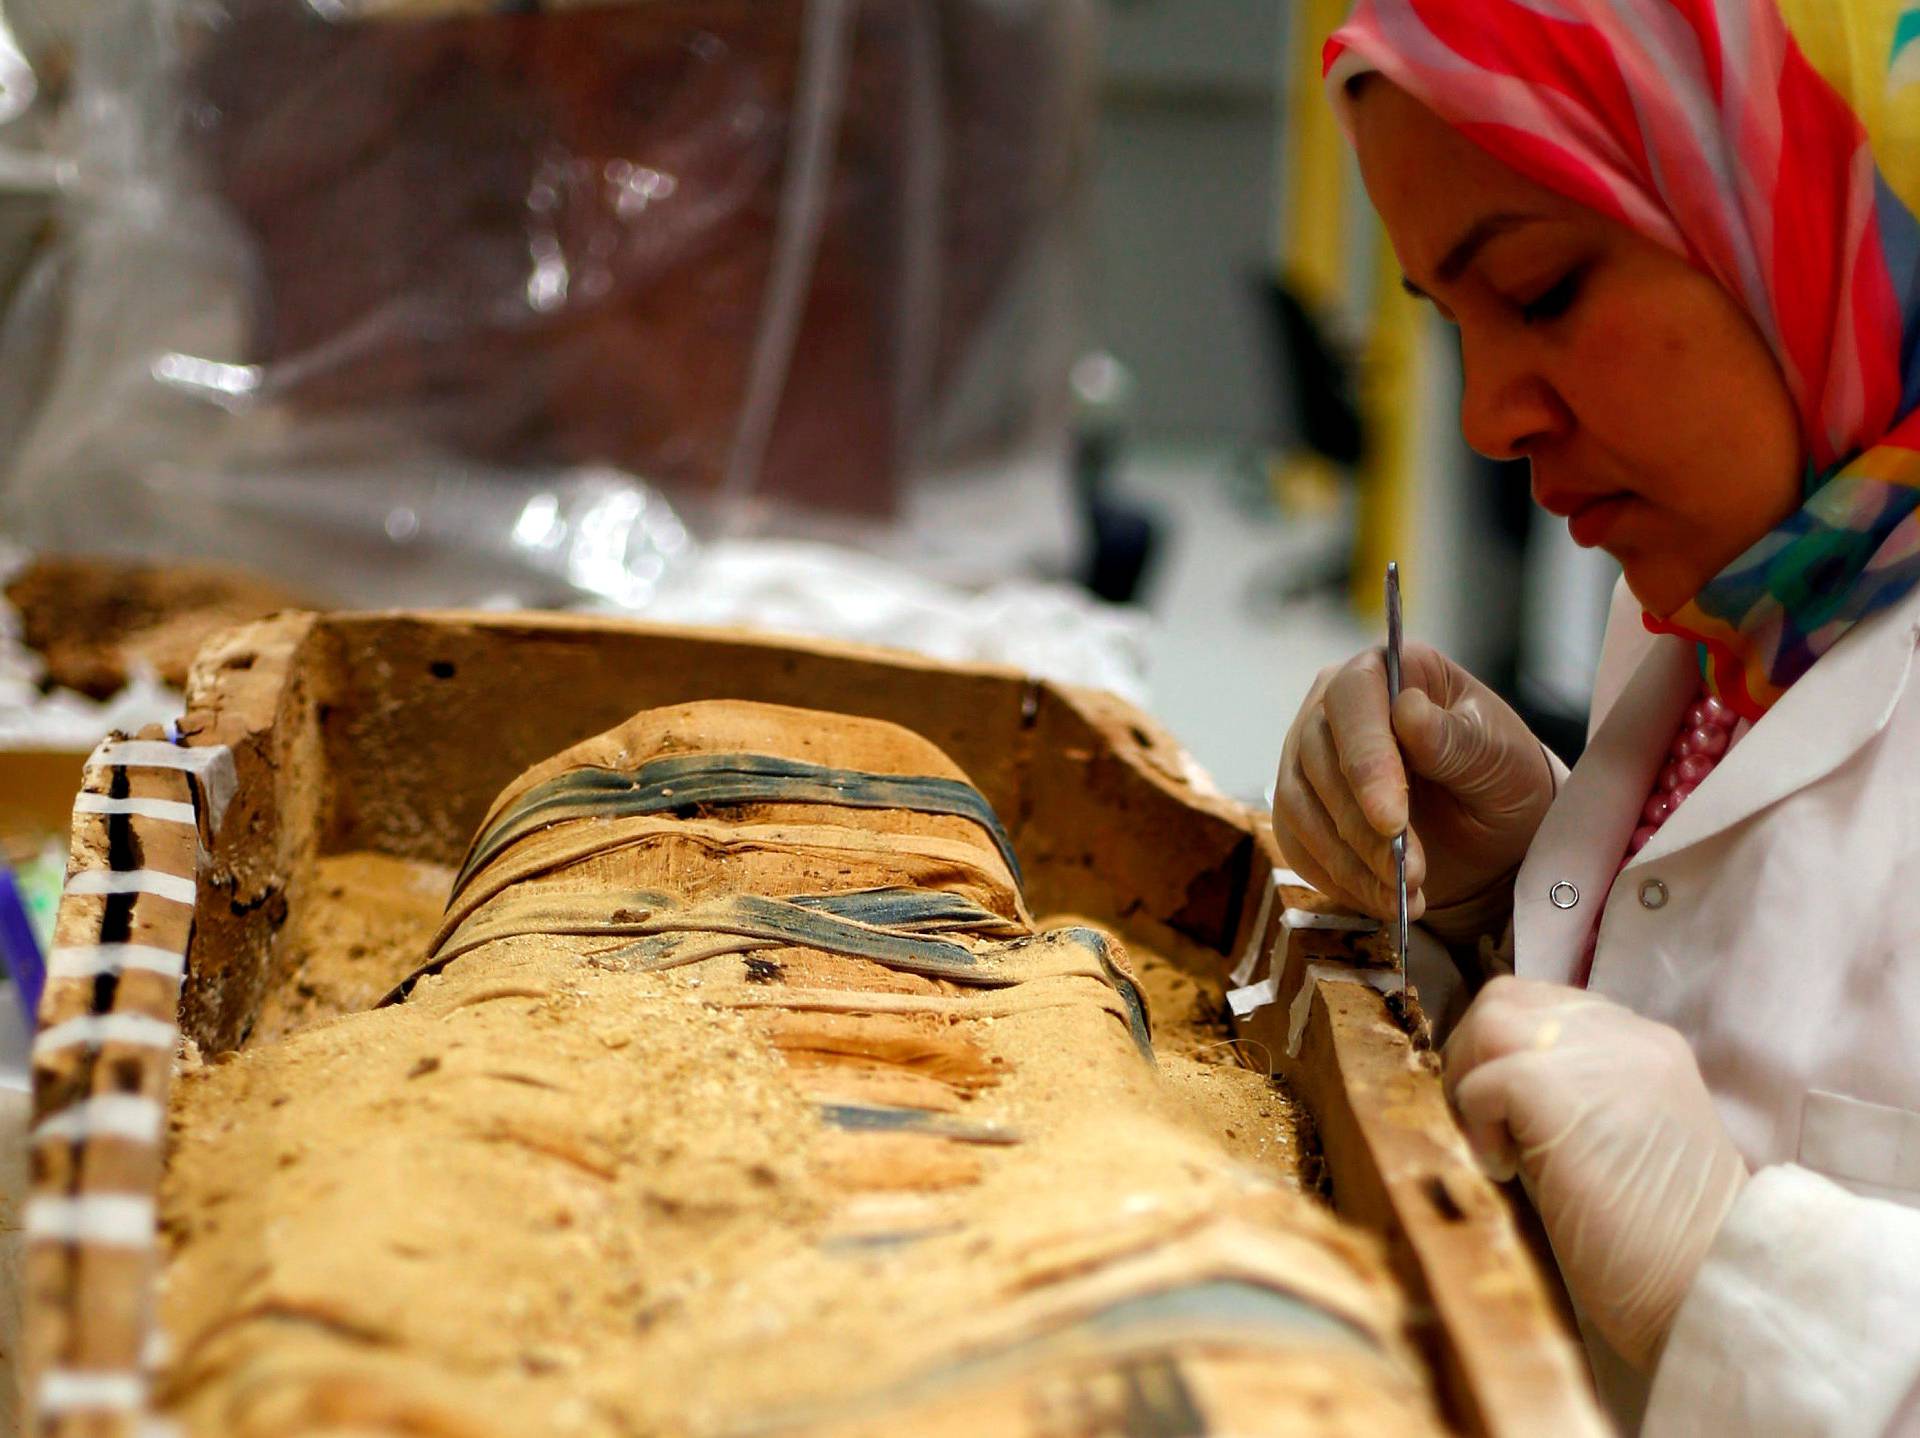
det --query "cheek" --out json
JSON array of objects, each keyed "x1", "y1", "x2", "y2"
[
  {"x1": 1565, "y1": 305, "x2": 1721, "y2": 466},
  {"x1": 1560, "y1": 285, "x2": 1798, "y2": 526}
]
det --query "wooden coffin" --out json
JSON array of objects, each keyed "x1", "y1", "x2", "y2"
[{"x1": 22, "y1": 610, "x2": 1605, "y2": 1437}]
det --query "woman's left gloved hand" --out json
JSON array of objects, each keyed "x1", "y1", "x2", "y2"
[{"x1": 1444, "y1": 977, "x2": 1750, "y2": 1371}]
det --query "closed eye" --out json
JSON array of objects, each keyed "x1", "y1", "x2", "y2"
[{"x1": 1521, "y1": 268, "x2": 1586, "y2": 326}]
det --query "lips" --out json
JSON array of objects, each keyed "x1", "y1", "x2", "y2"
[
  {"x1": 1536, "y1": 484, "x2": 1633, "y2": 549},
  {"x1": 1564, "y1": 494, "x2": 1632, "y2": 548}
]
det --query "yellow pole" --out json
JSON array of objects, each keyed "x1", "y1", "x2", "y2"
[
  {"x1": 1273, "y1": 0, "x2": 1425, "y2": 618},
  {"x1": 1280, "y1": 0, "x2": 1351, "y2": 312},
  {"x1": 1352, "y1": 232, "x2": 1420, "y2": 617}
]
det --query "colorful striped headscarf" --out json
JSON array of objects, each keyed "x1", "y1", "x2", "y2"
[{"x1": 1325, "y1": 0, "x2": 1920, "y2": 719}]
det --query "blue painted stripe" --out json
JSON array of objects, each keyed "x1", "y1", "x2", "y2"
[{"x1": 816, "y1": 1103, "x2": 1020, "y2": 1144}]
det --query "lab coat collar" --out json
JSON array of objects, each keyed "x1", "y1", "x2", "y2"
[
  {"x1": 1515, "y1": 584, "x2": 1920, "y2": 987},
  {"x1": 1625, "y1": 590, "x2": 1920, "y2": 872}
]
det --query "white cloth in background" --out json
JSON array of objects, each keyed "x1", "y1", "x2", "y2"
[
  {"x1": 1516, "y1": 577, "x2": 1920, "y2": 1436},
  {"x1": 640, "y1": 539, "x2": 1151, "y2": 705}
]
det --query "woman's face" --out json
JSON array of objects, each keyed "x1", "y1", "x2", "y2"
[{"x1": 1350, "y1": 80, "x2": 1804, "y2": 616}]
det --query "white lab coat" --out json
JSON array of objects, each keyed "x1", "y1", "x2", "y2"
[{"x1": 1514, "y1": 576, "x2": 1920, "y2": 1436}]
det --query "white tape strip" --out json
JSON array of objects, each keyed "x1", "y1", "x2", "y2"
[
  {"x1": 37, "y1": 1369, "x2": 146, "y2": 1414},
  {"x1": 34, "y1": 1012, "x2": 177, "y2": 1055},
  {"x1": 1229, "y1": 868, "x2": 1329, "y2": 986},
  {"x1": 47, "y1": 944, "x2": 187, "y2": 982},
  {"x1": 25, "y1": 1193, "x2": 156, "y2": 1247},
  {"x1": 1232, "y1": 920, "x2": 1389, "y2": 1024},
  {"x1": 71, "y1": 793, "x2": 197, "y2": 826},
  {"x1": 1227, "y1": 974, "x2": 1279, "y2": 1019},
  {"x1": 1229, "y1": 889, "x2": 1383, "y2": 998},
  {"x1": 1285, "y1": 962, "x2": 1400, "y2": 1057},
  {"x1": 34, "y1": 1095, "x2": 165, "y2": 1145},
  {"x1": 1282, "y1": 907, "x2": 1379, "y2": 933},
  {"x1": 86, "y1": 739, "x2": 236, "y2": 832},
  {"x1": 65, "y1": 869, "x2": 196, "y2": 905},
  {"x1": 1230, "y1": 873, "x2": 1281, "y2": 987}
]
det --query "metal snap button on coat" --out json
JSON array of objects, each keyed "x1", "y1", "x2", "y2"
[
  {"x1": 1549, "y1": 881, "x2": 1579, "y2": 910},
  {"x1": 1639, "y1": 878, "x2": 1669, "y2": 910}
]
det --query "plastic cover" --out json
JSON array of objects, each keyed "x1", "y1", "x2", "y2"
[{"x1": 0, "y1": 0, "x2": 1096, "y2": 607}]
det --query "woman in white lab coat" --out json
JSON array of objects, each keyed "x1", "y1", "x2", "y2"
[{"x1": 1273, "y1": 2, "x2": 1920, "y2": 1433}]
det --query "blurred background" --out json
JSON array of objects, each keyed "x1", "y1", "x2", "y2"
[{"x1": 0, "y1": 0, "x2": 1621, "y2": 820}]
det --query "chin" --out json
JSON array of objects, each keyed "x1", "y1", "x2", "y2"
[{"x1": 1617, "y1": 556, "x2": 1698, "y2": 619}]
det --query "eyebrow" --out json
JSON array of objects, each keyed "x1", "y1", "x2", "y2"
[{"x1": 1400, "y1": 212, "x2": 1544, "y2": 299}]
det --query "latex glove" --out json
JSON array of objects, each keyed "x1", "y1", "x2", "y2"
[
  {"x1": 1444, "y1": 977, "x2": 1749, "y2": 1369},
  {"x1": 1272, "y1": 642, "x2": 1555, "y2": 941}
]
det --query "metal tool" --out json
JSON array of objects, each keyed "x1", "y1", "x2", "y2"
[{"x1": 1385, "y1": 562, "x2": 1409, "y2": 988}]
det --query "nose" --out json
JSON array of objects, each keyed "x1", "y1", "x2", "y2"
[{"x1": 1457, "y1": 329, "x2": 1566, "y2": 461}]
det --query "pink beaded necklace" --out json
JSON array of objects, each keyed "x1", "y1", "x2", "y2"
[
  {"x1": 1570, "y1": 686, "x2": 1744, "y2": 989},
  {"x1": 1625, "y1": 691, "x2": 1741, "y2": 859}
]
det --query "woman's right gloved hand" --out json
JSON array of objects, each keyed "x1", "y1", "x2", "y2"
[{"x1": 1272, "y1": 642, "x2": 1557, "y2": 943}]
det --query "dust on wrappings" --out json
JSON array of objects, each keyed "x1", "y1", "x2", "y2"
[
  {"x1": 1042, "y1": 912, "x2": 1315, "y2": 1191},
  {"x1": 248, "y1": 862, "x2": 1319, "y2": 1201},
  {"x1": 160, "y1": 930, "x2": 1420, "y2": 1437}
]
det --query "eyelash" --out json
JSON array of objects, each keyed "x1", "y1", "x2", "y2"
[{"x1": 1520, "y1": 268, "x2": 1586, "y2": 325}]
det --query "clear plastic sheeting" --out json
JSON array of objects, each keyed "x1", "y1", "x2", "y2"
[
  {"x1": 0, "y1": 8, "x2": 34, "y2": 131},
  {"x1": 0, "y1": 0, "x2": 1095, "y2": 604},
  {"x1": 132, "y1": 462, "x2": 699, "y2": 611}
]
